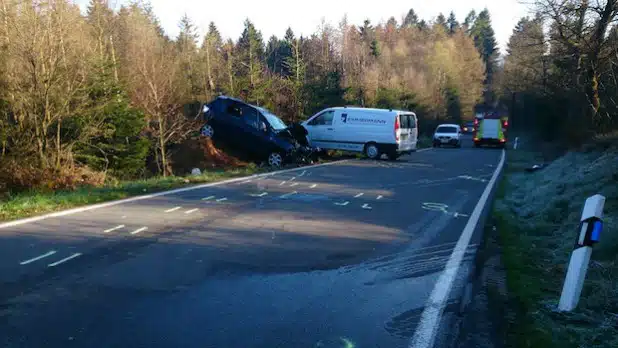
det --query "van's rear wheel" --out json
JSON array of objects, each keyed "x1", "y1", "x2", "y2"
[{"x1": 364, "y1": 143, "x2": 380, "y2": 159}]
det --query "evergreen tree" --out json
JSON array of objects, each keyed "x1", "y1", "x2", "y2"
[
  {"x1": 470, "y1": 9, "x2": 498, "y2": 85},
  {"x1": 463, "y1": 10, "x2": 476, "y2": 32},
  {"x1": 435, "y1": 13, "x2": 448, "y2": 32},
  {"x1": 447, "y1": 11, "x2": 460, "y2": 34},
  {"x1": 403, "y1": 9, "x2": 418, "y2": 28}
]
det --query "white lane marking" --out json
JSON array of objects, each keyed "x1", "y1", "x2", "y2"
[
  {"x1": 354, "y1": 193, "x2": 364, "y2": 198},
  {"x1": 309, "y1": 184, "x2": 317, "y2": 188},
  {"x1": 362, "y1": 203, "x2": 372, "y2": 210},
  {"x1": 409, "y1": 150, "x2": 505, "y2": 348},
  {"x1": 1, "y1": 159, "x2": 349, "y2": 230},
  {"x1": 165, "y1": 206, "x2": 182, "y2": 213},
  {"x1": 48, "y1": 253, "x2": 82, "y2": 267},
  {"x1": 185, "y1": 208, "x2": 199, "y2": 215},
  {"x1": 417, "y1": 148, "x2": 433, "y2": 153},
  {"x1": 298, "y1": 170, "x2": 307, "y2": 177},
  {"x1": 241, "y1": 180, "x2": 253, "y2": 184},
  {"x1": 216, "y1": 197, "x2": 228, "y2": 202},
  {"x1": 377, "y1": 195, "x2": 383, "y2": 200},
  {"x1": 454, "y1": 212, "x2": 469, "y2": 218},
  {"x1": 250, "y1": 192, "x2": 268, "y2": 197},
  {"x1": 202, "y1": 196, "x2": 215, "y2": 201},
  {"x1": 103, "y1": 224, "x2": 125, "y2": 233},
  {"x1": 20, "y1": 250, "x2": 57, "y2": 265},
  {"x1": 289, "y1": 177, "x2": 296, "y2": 181},
  {"x1": 279, "y1": 191, "x2": 298, "y2": 199},
  {"x1": 130, "y1": 227, "x2": 148, "y2": 235},
  {"x1": 121, "y1": 215, "x2": 127, "y2": 219},
  {"x1": 290, "y1": 183, "x2": 299, "y2": 187},
  {"x1": 514, "y1": 137, "x2": 519, "y2": 150},
  {"x1": 279, "y1": 181, "x2": 287, "y2": 186},
  {"x1": 335, "y1": 201, "x2": 350, "y2": 206}
]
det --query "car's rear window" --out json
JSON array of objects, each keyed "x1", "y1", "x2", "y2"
[{"x1": 436, "y1": 126, "x2": 458, "y2": 133}]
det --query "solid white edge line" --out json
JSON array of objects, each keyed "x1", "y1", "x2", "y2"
[
  {"x1": 20, "y1": 250, "x2": 57, "y2": 265},
  {"x1": 185, "y1": 208, "x2": 199, "y2": 214},
  {"x1": 103, "y1": 224, "x2": 125, "y2": 233},
  {"x1": 48, "y1": 253, "x2": 82, "y2": 267},
  {"x1": 0, "y1": 159, "x2": 349, "y2": 229},
  {"x1": 130, "y1": 227, "x2": 148, "y2": 235},
  {"x1": 409, "y1": 149, "x2": 505, "y2": 348}
]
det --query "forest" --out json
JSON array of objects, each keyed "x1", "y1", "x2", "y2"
[{"x1": 0, "y1": 0, "x2": 616, "y2": 194}]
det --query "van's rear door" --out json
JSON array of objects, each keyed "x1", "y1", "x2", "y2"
[
  {"x1": 397, "y1": 113, "x2": 416, "y2": 151},
  {"x1": 480, "y1": 119, "x2": 500, "y2": 139}
]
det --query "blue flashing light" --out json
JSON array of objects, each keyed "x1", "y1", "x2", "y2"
[{"x1": 591, "y1": 220, "x2": 603, "y2": 242}]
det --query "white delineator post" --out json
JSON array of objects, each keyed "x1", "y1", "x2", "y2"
[{"x1": 558, "y1": 194, "x2": 606, "y2": 312}]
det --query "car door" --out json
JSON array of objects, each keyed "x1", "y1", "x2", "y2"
[
  {"x1": 305, "y1": 110, "x2": 336, "y2": 149},
  {"x1": 236, "y1": 104, "x2": 265, "y2": 156},
  {"x1": 220, "y1": 101, "x2": 246, "y2": 149}
]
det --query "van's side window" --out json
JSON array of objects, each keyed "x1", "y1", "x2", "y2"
[{"x1": 308, "y1": 110, "x2": 334, "y2": 126}]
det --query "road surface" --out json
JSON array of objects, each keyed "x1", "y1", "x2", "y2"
[{"x1": 0, "y1": 139, "x2": 503, "y2": 348}]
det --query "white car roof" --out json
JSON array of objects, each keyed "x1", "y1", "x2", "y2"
[
  {"x1": 436, "y1": 124, "x2": 460, "y2": 128},
  {"x1": 326, "y1": 107, "x2": 415, "y2": 115}
]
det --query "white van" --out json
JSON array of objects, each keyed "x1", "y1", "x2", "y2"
[{"x1": 302, "y1": 107, "x2": 418, "y2": 160}]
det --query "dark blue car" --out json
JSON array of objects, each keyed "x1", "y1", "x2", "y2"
[{"x1": 200, "y1": 96, "x2": 311, "y2": 167}]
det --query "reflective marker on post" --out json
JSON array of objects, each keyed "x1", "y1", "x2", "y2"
[{"x1": 558, "y1": 194, "x2": 606, "y2": 312}]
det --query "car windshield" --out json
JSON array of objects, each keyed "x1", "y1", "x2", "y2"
[
  {"x1": 436, "y1": 126, "x2": 458, "y2": 133},
  {"x1": 258, "y1": 107, "x2": 287, "y2": 130}
]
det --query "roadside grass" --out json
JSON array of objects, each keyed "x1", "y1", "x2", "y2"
[
  {"x1": 494, "y1": 147, "x2": 618, "y2": 348},
  {"x1": 0, "y1": 166, "x2": 260, "y2": 223}
]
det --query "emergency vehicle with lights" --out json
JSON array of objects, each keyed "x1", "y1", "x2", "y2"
[
  {"x1": 472, "y1": 111, "x2": 509, "y2": 148},
  {"x1": 302, "y1": 107, "x2": 418, "y2": 160}
]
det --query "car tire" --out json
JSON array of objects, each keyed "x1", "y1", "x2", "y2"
[
  {"x1": 364, "y1": 143, "x2": 380, "y2": 160},
  {"x1": 267, "y1": 152, "x2": 284, "y2": 168},
  {"x1": 201, "y1": 124, "x2": 214, "y2": 138}
]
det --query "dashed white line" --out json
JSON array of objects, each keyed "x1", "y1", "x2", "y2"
[
  {"x1": 20, "y1": 250, "x2": 57, "y2": 265},
  {"x1": 165, "y1": 206, "x2": 182, "y2": 213},
  {"x1": 335, "y1": 201, "x2": 350, "y2": 206},
  {"x1": 290, "y1": 183, "x2": 299, "y2": 187},
  {"x1": 309, "y1": 184, "x2": 318, "y2": 188},
  {"x1": 279, "y1": 181, "x2": 287, "y2": 186},
  {"x1": 48, "y1": 253, "x2": 82, "y2": 267},
  {"x1": 202, "y1": 196, "x2": 216, "y2": 201},
  {"x1": 250, "y1": 192, "x2": 268, "y2": 197},
  {"x1": 377, "y1": 195, "x2": 383, "y2": 200},
  {"x1": 216, "y1": 197, "x2": 228, "y2": 202},
  {"x1": 298, "y1": 170, "x2": 307, "y2": 177},
  {"x1": 103, "y1": 224, "x2": 125, "y2": 233},
  {"x1": 362, "y1": 203, "x2": 373, "y2": 210},
  {"x1": 354, "y1": 193, "x2": 364, "y2": 198},
  {"x1": 289, "y1": 177, "x2": 296, "y2": 181},
  {"x1": 130, "y1": 227, "x2": 148, "y2": 235},
  {"x1": 279, "y1": 191, "x2": 298, "y2": 199},
  {"x1": 185, "y1": 208, "x2": 199, "y2": 215},
  {"x1": 241, "y1": 180, "x2": 253, "y2": 184}
]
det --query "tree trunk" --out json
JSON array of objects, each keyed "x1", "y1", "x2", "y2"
[
  {"x1": 56, "y1": 119, "x2": 61, "y2": 170},
  {"x1": 158, "y1": 116, "x2": 169, "y2": 177},
  {"x1": 110, "y1": 35, "x2": 119, "y2": 83},
  {"x1": 206, "y1": 43, "x2": 215, "y2": 91}
]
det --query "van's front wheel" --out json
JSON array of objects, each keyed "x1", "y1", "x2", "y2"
[{"x1": 364, "y1": 143, "x2": 380, "y2": 160}]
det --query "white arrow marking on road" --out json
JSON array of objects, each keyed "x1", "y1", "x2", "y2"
[
  {"x1": 48, "y1": 253, "x2": 82, "y2": 267},
  {"x1": 354, "y1": 193, "x2": 364, "y2": 198},
  {"x1": 20, "y1": 250, "x2": 57, "y2": 265},
  {"x1": 185, "y1": 208, "x2": 199, "y2": 215},
  {"x1": 202, "y1": 196, "x2": 215, "y2": 201},
  {"x1": 362, "y1": 204, "x2": 372, "y2": 210},
  {"x1": 130, "y1": 227, "x2": 148, "y2": 235},
  {"x1": 216, "y1": 197, "x2": 228, "y2": 202},
  {"x1": 279, "y1": 191, "x2": 298, "y2": 199},
  {"x1": 104, "y1": 225, "x2": 125, "y2": 233},
  {"x1": 165, "y1": 206, "x2": 182, "y2": 213},
  {"x1": 250, "y1": 192, "x2": 268, "y2": 197},
  {"x1": 335, "y1": 201, "x2": 350, "y2": 206}
]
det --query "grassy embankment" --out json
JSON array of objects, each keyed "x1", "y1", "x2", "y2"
[
  {"x1": 0, "y1": 166, "x2": 260, "y2": 223},
  {"x1": 494, "y1": 138, "x2": 618, "y2": 348}
]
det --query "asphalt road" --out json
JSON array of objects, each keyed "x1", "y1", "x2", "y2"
[{"x1": 0, "y1": 137, "x2": 503, "y2": 348}]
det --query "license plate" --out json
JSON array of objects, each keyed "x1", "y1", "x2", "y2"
[{"x1": 441, "y1": 139, "x2": 449, "y2": 143}]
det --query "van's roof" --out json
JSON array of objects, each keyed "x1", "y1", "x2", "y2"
[
  {"x1": 326, "y1": 107, "x2": 416, "y2": 115},
  {"x1": 437, "y1": 124, "x2": 460, "y2": 128}
]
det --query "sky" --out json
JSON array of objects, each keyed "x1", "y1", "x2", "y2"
[{"x1": 76, "y1": 0, "x2": 532, "y2": 54}]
